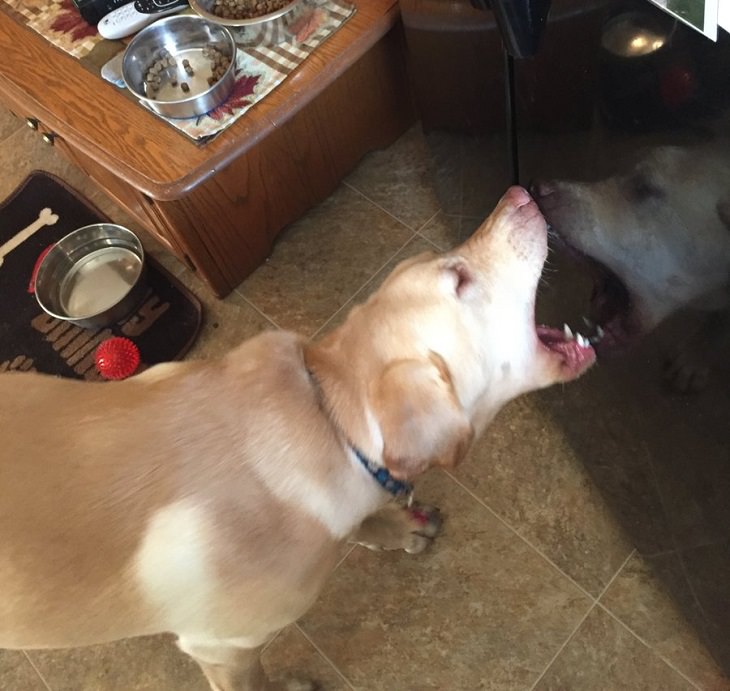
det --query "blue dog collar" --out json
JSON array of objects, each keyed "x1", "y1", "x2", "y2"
[{"x1": 351, "y1": 446, "x2": 413, "y2": 499}]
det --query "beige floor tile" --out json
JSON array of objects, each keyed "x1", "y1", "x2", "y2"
[
  {"x1": 262, "y1": 626, "x2": 353, "y2": 690},
  {"x1": 601, "y1": 553, "x2": 729, "y2": 690},
  {"x1": 177, "y1": 270, "x2": 275, "y2": 360},
  {"x1": 419, "y1": 213, "x2": 484, "y2": 251},
  {"x1": 237, "y1": 184, "x2": 413, "y2": 337},
  {"x1": 534, "y1": 606, "x2": 695, "y2": 691},
  {"x1": 300, "y1": 470, "x2": 591, "y2": 691},
  {"x1": 314, "y1": 234, "x2": 438, "y2": 337},
  {"x1": 27, "y1": 635, "x2": 208, "y2": 691},
  {"x1": 344, "y1": 126, "x2": 441, "y2": 231},
  {"x1": 451, "y1": 390, "x2": 632, "y2": 598},
  {"x1": 0, "y1": 127, "x2": 94, "y2": 202},
  {"x1": 0, "y1": 650, "x2": 48, "y2": 690},
  {"x1": 0, "y1": 103, "x2": 23, "y2": 142}
]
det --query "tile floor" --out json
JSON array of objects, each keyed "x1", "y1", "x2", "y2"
[{"x1": 0, "y1": 106, "x2": 728, "y2": 691}]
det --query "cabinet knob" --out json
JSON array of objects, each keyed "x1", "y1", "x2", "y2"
[
  {"x1": 25, "y1": 117, "x2": 39, "y2": 131},
  {"x1": 41, "y1": 132, "x2": 56, "y2": 146}
]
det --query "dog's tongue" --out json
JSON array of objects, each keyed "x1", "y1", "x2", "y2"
[{"x1": 537, "y1": 325, "x2": 596, "y2": 379}]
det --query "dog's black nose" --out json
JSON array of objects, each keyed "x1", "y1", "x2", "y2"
[{"x1": 529, "y1": 180, "x2": 555, "y2": 199}]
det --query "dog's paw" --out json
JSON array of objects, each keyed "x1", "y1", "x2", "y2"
[
  {"x1": 663, "y1": 349, "x2": 710, "y2": 393},
  {"x1": 408, "y1": 504, "x2": 442, "y2": 537},
  {"x1": 353, "y1": 503, "x2": 443, "y2": 554},
  {"x1": 404, "y1": 505, "x2": 443, "y2": 554}
]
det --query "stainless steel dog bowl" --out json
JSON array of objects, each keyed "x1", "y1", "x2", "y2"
[
  {"x1": 189, "y1": 0, "x2": 304, "y2": 45},
  {"x1": 189, "y1": 0, "x2": 300, "y2": 27},
  {"x1": 35, "y1": 224, "x2": 147, "y2": 330},
  {"x1": 122, "y1": 15, "x2": 237, "y2": 119}
]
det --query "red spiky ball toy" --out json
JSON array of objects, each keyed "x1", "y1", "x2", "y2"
[{"x1": 95, "y1": 337, "x2": 140, "y2": 380}]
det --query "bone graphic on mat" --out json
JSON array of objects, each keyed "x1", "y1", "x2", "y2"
[{"x1": 0, "y1": 207, "x2": 59, "y2": 268}]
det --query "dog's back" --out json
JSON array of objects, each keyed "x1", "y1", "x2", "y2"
[{"x1": 0, "y1": 331, "x2": 342, "y2": 649}]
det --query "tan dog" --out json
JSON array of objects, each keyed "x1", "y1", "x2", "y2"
[{"x1": 0, "y1": 186, "x2": 594, "y2": 691}]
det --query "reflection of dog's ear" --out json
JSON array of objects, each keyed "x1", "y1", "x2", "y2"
[
  {"x1": 717, "y1": 198, "x2": 730, "y2": 231},
  {"x1": 372, "y1": 352, "x2": 474, "y2": 481}
]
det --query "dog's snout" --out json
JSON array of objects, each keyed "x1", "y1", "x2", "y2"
[
  {"x1": 529, "y1": 180, "x2": 555, "y2": 199},
  {"x1": 502, "y1": 185, "x2": 534, "y2": 208}
]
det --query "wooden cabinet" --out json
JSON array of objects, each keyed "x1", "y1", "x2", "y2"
[{"x1": 0, "y1": 3, "x2": 414, "y2": 297}]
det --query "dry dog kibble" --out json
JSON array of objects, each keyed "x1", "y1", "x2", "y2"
[
  {"x1": 210, "y1": 0, "x2": 291, "y2": 20},
  {"x1": 142, "y1": 42, "x2": 234, "y2": 98}
]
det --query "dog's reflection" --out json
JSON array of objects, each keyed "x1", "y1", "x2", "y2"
[{"x1": 532, "y1": 141, "x2": 730, "y2": 392}]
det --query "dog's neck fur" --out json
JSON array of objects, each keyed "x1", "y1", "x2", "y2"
[
  {"x1": 303, "y1": 340, "x2": 384, "y2": 467},
  {"x1": 301, "y1": 337, "x2": 402, "y2": 537}
]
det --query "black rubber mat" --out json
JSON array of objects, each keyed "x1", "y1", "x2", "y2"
[{"x1": 0, "y1": 171, "x2": 202, "y2": 380}]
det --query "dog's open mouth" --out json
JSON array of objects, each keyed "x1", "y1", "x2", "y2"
[
  {"x1": 548, "y1": 231, "x2": 637, "y2": 355},
  {"x1": 536, "y1": 324, "x2": 596, "y2": 378},
  {"x1": 587, "y1": 264, "x2": 635, "y2": 352}
]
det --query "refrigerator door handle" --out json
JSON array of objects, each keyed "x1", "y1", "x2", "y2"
[{"x1": 471, "y1": 0, "x2": 552, "y2": 58}]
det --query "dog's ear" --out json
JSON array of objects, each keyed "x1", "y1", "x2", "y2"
[{"x1": 371, "y1": 352, "x2": 474, "y2": 481}]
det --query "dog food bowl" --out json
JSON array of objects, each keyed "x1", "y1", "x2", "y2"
[
  {"x1": 34, "y1": 224, "x2": 147, "y2": 330},
  {"x1": 189, "y1": 0, "x2": 304, "y2": 45},
  {"x1": 122, "y1": 15, "x2": 237, "y2": 119}
]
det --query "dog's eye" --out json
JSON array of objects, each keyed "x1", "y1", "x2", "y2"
[{"x1": 629, "y1": 174, "x2": 665, "y2": 202}]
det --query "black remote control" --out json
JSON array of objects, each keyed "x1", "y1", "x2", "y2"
[
  {"x1": 133, "y1": 0, "x2": 189, "y2": 14},
  {"x1": 71, "y1": 0, "x2": 130, "y2": 25}
]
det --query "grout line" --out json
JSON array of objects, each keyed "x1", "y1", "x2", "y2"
[
  {"x1": 342, "y1": 180, "x2": 432, "y2": 234},
  {"x1": 442, "y1": 469, "x2": 601, "y2": 602},
  {"x1": 295, "y1": 623, "x2": 357, "y2": 691},
  {"x1": 526, "y1": 541, "x2": 635, "y2": 690},
  {"x1": 261, "y1": 627, "x2": 284, "y2": 653},
  {"x1": 23, "y1": 652, "x2": 53, "y2": 691},
  {"x1": 592, "y1": 548, "x2": 638, "y2": 602},
  {"x1": 641, "y1": 440, "x2": 711, "y2": 629},
  {"x1": 310, "y1": 231, "x2": 419, "y2": 340},
  {"x1": 264, "y1": 547, "x2": 354, "y2": 658},
  {"x1": 232, "y1": 289, "x2": 282, "y2": 331},
  {"x1": 597, "y1": 603, "x2": 703, "y2": 690},
  {"x1": 333, "y1": 543, "x2": 356, "y2": 571},
  {"x1": 413, "y1": 208, "x2": 442, "y2": 234},
  {"x1": 527, "y1": 601, "x2": 598, "y2": 691},
  {"x1": 412, "y1": 212, "x2": 460, "y2": 252},
  {"x1": 411, "y1": 230, "x2": 443, "y2": 252}
]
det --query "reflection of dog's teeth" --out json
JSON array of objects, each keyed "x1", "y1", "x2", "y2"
[
  {"x1": 563, "y1": 323, "x2": 574, "y2": 340},
  {"x1": 582, "y1": 316, "x2": 594, "y2": 328},
  {"x1": 588, "y1": 328, "x2": 604, "y2": 345}
]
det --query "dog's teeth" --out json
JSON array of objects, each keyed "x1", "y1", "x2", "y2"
[
  {"x1": 563, "y1": 323, "x2": 574, "y2": 340},
  {"x1": 588, "y1": 328, "x2": 604, "y2": 345},
  {"x1": 576, "y1": 333, "x2": 588, "y2": 348},
  {"x1": 581, "y1": 316, "x2": 594, "y2": 328}
]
